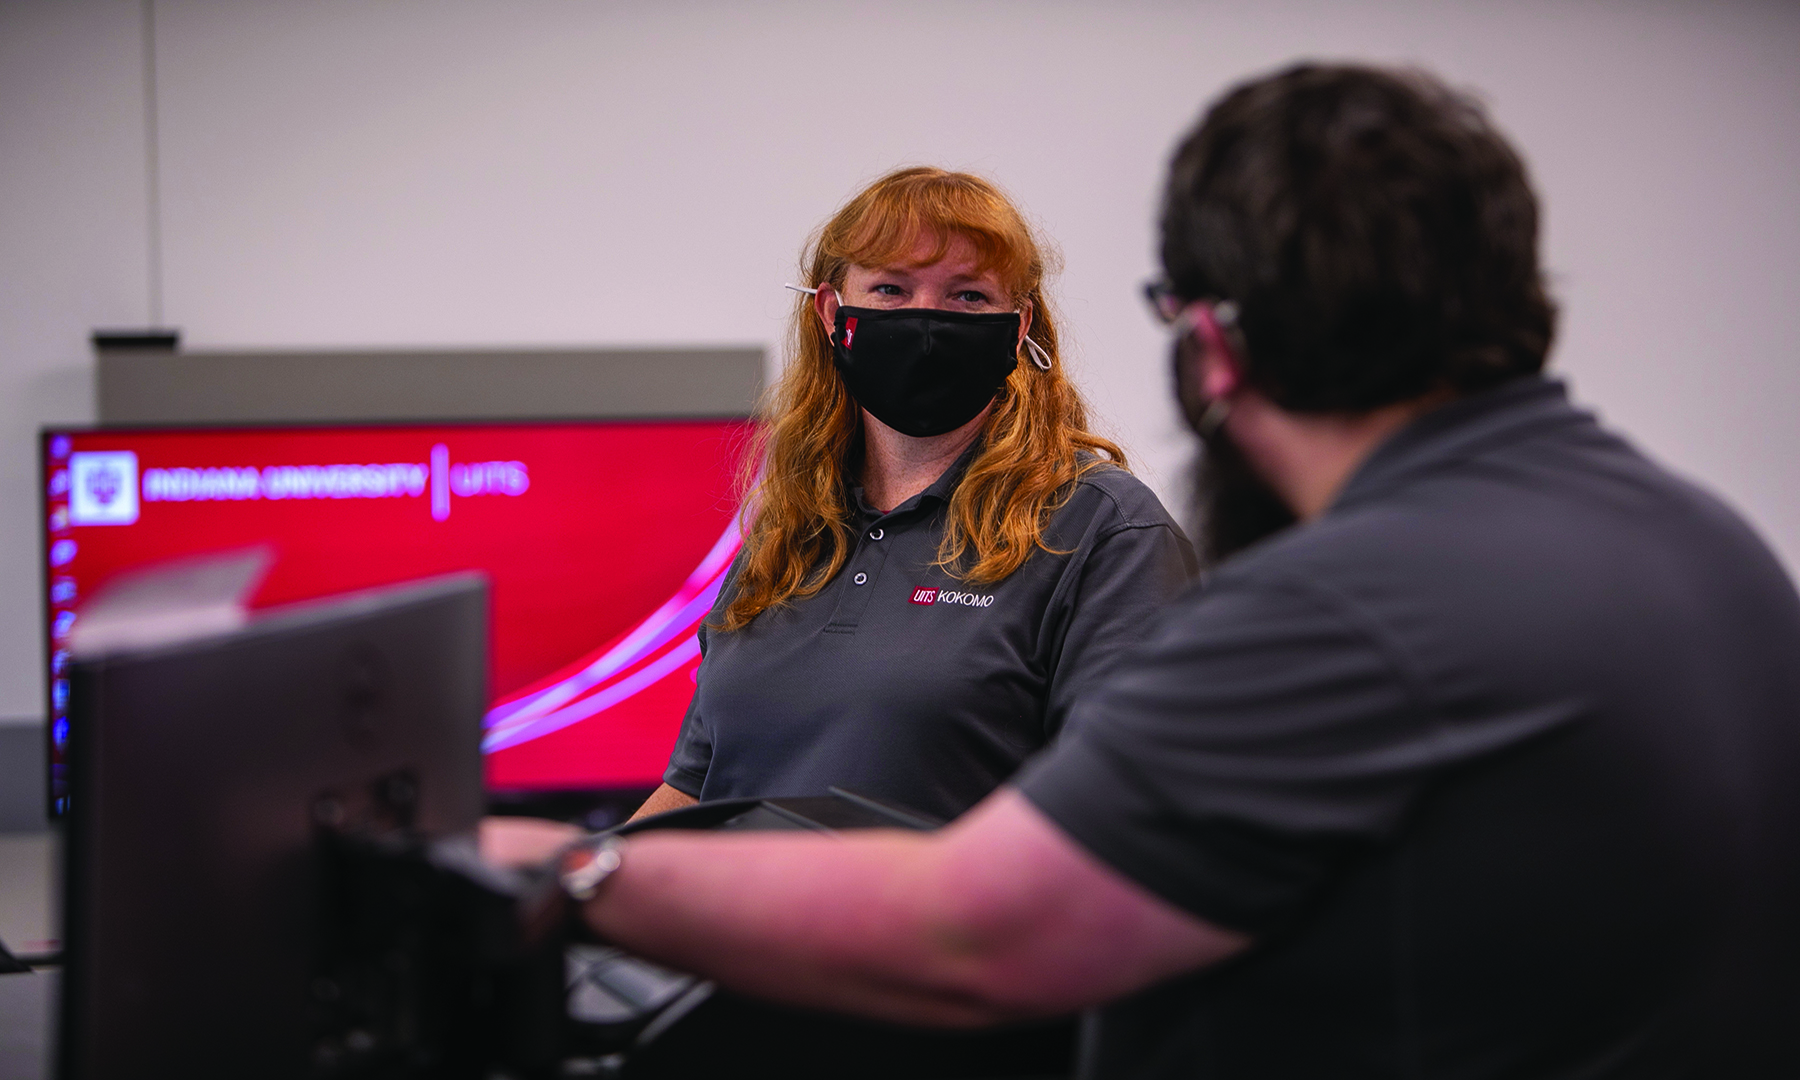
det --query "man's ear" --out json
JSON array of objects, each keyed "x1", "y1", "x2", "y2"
[
  {"x1": 813, "y1": 285, "x2": 840, "y2": 339},
  {"x1": 1198, "y1": 335, "x2": 1243, "y2": 401}
]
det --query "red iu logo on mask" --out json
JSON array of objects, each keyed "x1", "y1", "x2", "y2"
[
  {"x1": 910, "y1": 587, "x2": 937, "y2": 605},
  {"x1": 844, "y1": 317, "x2": 857, "y2": 350}
]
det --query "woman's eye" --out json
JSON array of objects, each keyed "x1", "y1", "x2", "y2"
[
  {"x1": 954, "y1": 290, "x2": 989, "y2": 304},
  {"x1": 870, "y1": 283, "x2": 904, "y2": 296}
]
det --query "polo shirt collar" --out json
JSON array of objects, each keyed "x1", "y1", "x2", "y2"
[
  {"x1": 1332, "y1": 375, "x2": 1587, "y2": 513},
  {"x1": 848, "y1": 438, "x2": 983, "y2": 520}
]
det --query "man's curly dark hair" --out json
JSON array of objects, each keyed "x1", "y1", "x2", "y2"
[{"x1": 1161, "y1": 63, "x2": 1558, "y2": 412}]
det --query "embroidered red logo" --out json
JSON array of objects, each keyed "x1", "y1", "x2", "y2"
[
  {"x1": 910, "y1": 587, "x2": 938, "y2": 605},
  {"x1": 844, "y1": 316, "x2": 858, "y2": 349}
]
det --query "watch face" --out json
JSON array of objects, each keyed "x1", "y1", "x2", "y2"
[{"x1": 563, "y1": 841, "x2": 623, "y2": 901}]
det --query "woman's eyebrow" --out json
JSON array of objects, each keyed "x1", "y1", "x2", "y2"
[{"x1": 866, "y1": 264, "x2": 920, "y2": 281}]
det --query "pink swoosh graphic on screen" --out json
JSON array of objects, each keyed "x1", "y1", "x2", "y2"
[{"x1": 481, "y1": 517, "x2": 740, "y2": 752}]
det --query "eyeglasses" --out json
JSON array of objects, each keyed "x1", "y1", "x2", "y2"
[
  {"x1": 1141, "y1": 279, "x2": 1188, "y2": 327},
  {"x1": 1143, "y1": 279, "x2": 1241, "y2": 336}
]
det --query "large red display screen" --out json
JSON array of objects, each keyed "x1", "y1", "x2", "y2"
[{"x1": 42, "y1": 420, "x2": 752, "y2": 812}]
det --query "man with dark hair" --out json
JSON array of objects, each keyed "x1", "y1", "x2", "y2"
[
  {"x1": 492, "y1": 63, "x2": 1800, "y2": 1077},
  {"x1": 1160, "y1": 64, "x2": 1557, "y2": 563}
]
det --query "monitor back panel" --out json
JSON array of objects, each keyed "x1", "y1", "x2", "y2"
[{"x1": 59, "y1": 575, "x2": 487, "y2": 1079}]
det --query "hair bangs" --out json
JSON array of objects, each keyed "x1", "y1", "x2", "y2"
[{"x1": 823, "y1": 169, "x2": 1036, "y2": 299}]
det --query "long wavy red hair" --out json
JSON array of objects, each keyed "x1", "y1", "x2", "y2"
[{"x1": 720, "y1": 167, "x2": 1126, "y2": 630}]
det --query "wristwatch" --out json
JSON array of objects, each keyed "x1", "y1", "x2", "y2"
[{"x1": 560, "y1": 836, "x2": 625, "y2": 903}]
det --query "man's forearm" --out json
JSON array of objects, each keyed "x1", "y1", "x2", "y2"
[
  {"x1": 582, "y1": 827, "x2": 1018, "y2": 1025},
  {"x1": 627, "y1": 782, "x2": 699, "y2": 823},
  {"x1": 573, "y1": 790, "x2": 1248, "y2": 1026}
]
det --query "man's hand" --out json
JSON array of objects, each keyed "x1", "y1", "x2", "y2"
[{"x1": 480, "y1": 815, "x2": 585, "y2": 869}]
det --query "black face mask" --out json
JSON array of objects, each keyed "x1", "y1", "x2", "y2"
[{"x1": 832, "y1": 306, "x2": 1019, "y2": 437}]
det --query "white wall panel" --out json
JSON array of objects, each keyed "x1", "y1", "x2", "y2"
[{"x1": 0, "y1": 0, "x2": 151, "y2": 719}]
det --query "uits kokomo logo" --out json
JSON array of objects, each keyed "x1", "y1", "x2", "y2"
[{"x1": 910, "y1": 587, "x2": 994, "y2": 608}]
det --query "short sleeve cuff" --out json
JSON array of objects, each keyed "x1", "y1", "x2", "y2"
[
  {"x1": 662, "y1": 764, "x2": 705, "y2": 797},
  {"x1": 1014, "y1": 731, "x2": 1331, "y2": 937}
]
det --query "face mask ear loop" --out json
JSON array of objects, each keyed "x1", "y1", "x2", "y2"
[
  {"x1": 784, "y1": 283, "x2": 820, "y2": 296},
  {"x1": 1022, "y1": 335, "x2": 1053, "y2": 371},
  {"x1": 1194, "y1": 398, "x2": 1231, "y2": 439}
]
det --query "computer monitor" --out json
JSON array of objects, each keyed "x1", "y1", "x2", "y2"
[
  {"x1": 40, "y1": 419, "x2": 753, "y2": 816},
  {"x1": 58, "y1": 573, "x2": 488, "y2": 1079}
]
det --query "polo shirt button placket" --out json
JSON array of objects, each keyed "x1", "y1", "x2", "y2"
[{"x1": 823, "y1": 518, "x2": 895, "y2": 633}]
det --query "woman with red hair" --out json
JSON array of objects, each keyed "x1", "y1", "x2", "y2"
[{"x1": 634, "y1": 167, "x2": 1193, "y2": 824}]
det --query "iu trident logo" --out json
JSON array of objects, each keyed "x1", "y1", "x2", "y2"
[
  {"x1": 87, "y1": 463, "x2": 122, "y2": 507},
  {"x1": 67, "y1": 450, "x2": 140, "y2": 525}
]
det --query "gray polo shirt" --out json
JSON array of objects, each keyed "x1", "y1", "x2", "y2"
[
  {"x1": 665, "y1": 451, "x2": 1196, "y2": 820},
  {"x1": 1017, "y1": 376, "x2": 1800, "y2": 1078}
]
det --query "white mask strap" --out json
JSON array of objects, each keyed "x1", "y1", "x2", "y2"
[{"x1": 784, "y1": 283, "x2": 820, "y2": 296}]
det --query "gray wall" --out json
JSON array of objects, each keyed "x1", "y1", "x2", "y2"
[
  {"x1": 3, "y1": 0, "x2": 1799, "y2": 727},
  {"x1": 1, "y1": 1, "x2": 147, "y2": 723}
]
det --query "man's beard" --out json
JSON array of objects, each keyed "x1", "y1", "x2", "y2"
[
  {"x1": 1173, "y1": 336, "x2": 1296, "y2": 568},
  {"x1": 1187, "y1": 430, "x2": 1296, "y2": 568}
]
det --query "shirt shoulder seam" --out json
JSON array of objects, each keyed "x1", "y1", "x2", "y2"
[
  {"x1": 1213, "y1": 571, "x2": 1443, "y2": 726},
  {"x1": 1069, "y1": 466, "x2": 1176, "y2": 535}
]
